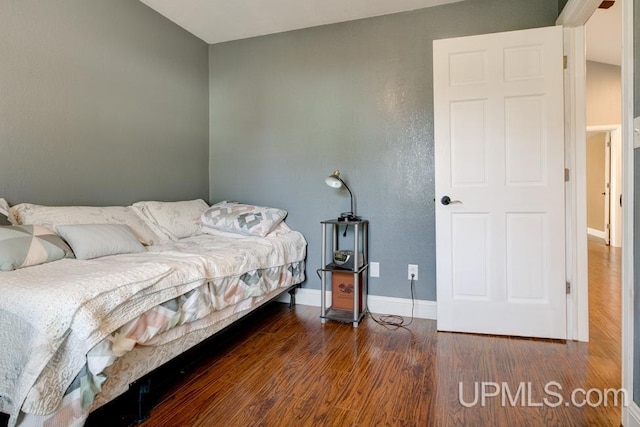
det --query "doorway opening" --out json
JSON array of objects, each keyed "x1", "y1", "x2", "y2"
[
  {"x1": 586, "y1": 126, "x2": 622, "y2": 247},
  {"x1": 582, "y1": 0, "x2": 623, "y2": 420}
]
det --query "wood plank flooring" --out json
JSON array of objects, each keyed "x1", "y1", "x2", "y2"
[
  {"x1": 130, "y1": 237, "x2": 622, "y2": 426},
  {"x1": 1, "y1": 237, "x2": 621, "y2": 426}
]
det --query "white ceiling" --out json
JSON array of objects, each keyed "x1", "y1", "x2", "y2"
[
  {"x1": 586, "y1": 1, "x2": 622, "y2": 66},
  {"x1": 140, "y1": 0, "x2": 621, "y2": 67},
  {"x1": 139, "y1": 0, "x2": 463, "y2": 44}
]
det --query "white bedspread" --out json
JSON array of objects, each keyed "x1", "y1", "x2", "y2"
[{"x1": 0, "y1": 229, "x2": 306, "y2": 423}]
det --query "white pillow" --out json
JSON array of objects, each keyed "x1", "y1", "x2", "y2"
[
  {"x1": 132, "y1": 199, "x2": 209, "y2": 240},
  {"x1": 12, "y1": 203, "x2": 164, "y2": 245},
  {"x1": 57, "y1": 224, "x2": 145, "y2": 260}
]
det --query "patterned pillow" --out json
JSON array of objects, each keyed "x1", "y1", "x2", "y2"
[
  {"x1": 0, "y1": 225, "x2": 74, "y2": 271},
  {"x1": 11, "y1": 203, "x2": 164, "y2": 245},
  {"x1": 132, "y1": 199, "x2": 209, "y2": 240},
  {"x1": 0, "y1": 198, "x2": 14, "y2": 226},
  {"x1": 199, "y1": 201, "x2": 287, "y2": 237}
]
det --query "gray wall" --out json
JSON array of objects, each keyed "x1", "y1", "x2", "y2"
[
  {"x1": 558, "y1": 0, "x2": 569, "y2": 15},
  {"x1": 209, "y1": 0, "x2": 560, "y2": 300},
  {"x1": 633, "y1": 0, "x2": 640, "y2": 407},
  {"x1": 0, "y1": 0, "x2": 210, "y2": 206},
  {"x1": 636, "y1": 0, "x2": 640, "y2": 118},
  {"x1": 635, "y1": 149, "x2": 640, "y2": 404}
]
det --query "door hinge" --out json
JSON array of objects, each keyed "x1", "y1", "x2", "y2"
[
  {"x1": 565, "y1": 168, "x2": 570, "y2": 182},
  {"x1": 563, "y1": 55, "x2": 568, "y2": 70},
  {"x1": 566, "y1": 281, "x2": 571, "y2": 294}
]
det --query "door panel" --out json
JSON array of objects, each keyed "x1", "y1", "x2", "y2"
[
  {"x1": 451, "y1": 100, "x2": 488, "y2": 185},
  {"x1": 451, "y1": 213, "x2": 489, "y2": 299},
  {"x1": 505, "y1": 96, "x2": 546, "y2": 184},
  {"x1": 505, "y1": 213, "x2": 547, "y2": 302},
  {"x1": 434, "y1": 25, "x2": 566, "y2": 339}
]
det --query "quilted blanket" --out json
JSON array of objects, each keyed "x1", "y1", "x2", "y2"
[
  {"x1": 0, "y1": 258, "x2": 208, "y2": 426},
  {"x1": 17, "y1": 260, "x2": 304, "y2": 427},
  {"x1": 0, "y1": 229, "x2": 307, "y2": 427}
]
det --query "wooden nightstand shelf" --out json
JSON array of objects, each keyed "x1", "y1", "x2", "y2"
[{"x1": 319, "y1": 218, "x2": 368, "y2": 327}]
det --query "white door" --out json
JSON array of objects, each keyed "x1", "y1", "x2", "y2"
[{"x1": 433, "y1": 26, "x2": 566, "y2": 339}]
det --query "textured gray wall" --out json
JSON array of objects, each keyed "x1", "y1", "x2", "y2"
[
  {"x1": 558, "y1": 0, "x2": 569, "y2": 15},
  {"x1": 633, "y1": 0, "x2": 640, "y2": 406},
  {"x1": 636, "y1": 0, "x2": 640, "y2": 118},
  {"x1": 0, "y1": 0, "x2": 209, "y2": 206},
  {"x1": 209, "y1": 0, "x2": 559, "y2": 300},
  {"x1": 635, "y1": 146, "x2": 640, "y2": 404}
]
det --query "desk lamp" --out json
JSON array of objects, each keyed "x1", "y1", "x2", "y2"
[{"x1": 325, "y1": 170, "x2": 360, "y2": 221}]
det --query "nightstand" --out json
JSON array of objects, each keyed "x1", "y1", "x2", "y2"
[{"x1": 319, "y1": 218, "x2": 368, "y2": 327}]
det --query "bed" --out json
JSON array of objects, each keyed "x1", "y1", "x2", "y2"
[{"x1": 0, "y1": 199, "x2": 307, "y2": 427}]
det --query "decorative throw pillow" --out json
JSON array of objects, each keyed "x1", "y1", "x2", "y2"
[
  {"x1": 57, "y1": 224, "x2": 145, "y2": 260},
  {"x1": 132, "y1": 199, "x2": 209, "y2": 240},
  {"x1": 0, "y1": 225, "x2": 74, "y2": 271},
  {"x1": 11, "y1": 203, "x2": 164, "y2": 245},
  {"x1": 200, "y1": 221, "x2": 292, "y2": 239},
  {"x1": 199, "y1": 201, "x2": 287, "y2": 237},
  {"x1": 0, "y1": 198, "x2": 14, "y2": 226}
]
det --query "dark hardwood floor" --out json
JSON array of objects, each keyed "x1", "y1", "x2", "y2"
[
  {"x1": 1, "y1": 237, "x2": 621, "y2": 426},
  {"x1": 134, "y1": 237, "x2": 622, "y2": 426}
]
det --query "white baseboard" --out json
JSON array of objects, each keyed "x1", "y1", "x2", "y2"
[
  {"x1": 587, "y1": 227, "x2": 606, "y2": 239},
  {"x1": 626, "y1": 402, "x2": 640, "y2": 427},
  {"x1": 277, "y1": 287, "x2": 437, "y2": 320}
]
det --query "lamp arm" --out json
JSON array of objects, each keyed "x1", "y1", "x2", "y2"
[{"x1": 338, "y1": 177, "x2": 355, "y2": 215}]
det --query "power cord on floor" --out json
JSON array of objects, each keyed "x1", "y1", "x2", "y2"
[{"x1": 367, "y1": 274, "x2": 415, "y2": 330}]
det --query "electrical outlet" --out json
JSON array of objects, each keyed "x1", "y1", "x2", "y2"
[
  {"x1": 408, "y1": 264, "x2": 418, "y2": 280},
  {"x1": 370, "y1": 262, "x2": 379, "y2": 278}
]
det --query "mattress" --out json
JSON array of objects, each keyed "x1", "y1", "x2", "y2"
[{"x1": 0, "y1": 229, "x2": 306, "y2": 427}]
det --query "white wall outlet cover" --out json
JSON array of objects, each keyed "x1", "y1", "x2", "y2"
[
  {"x1": 634, "y1": 116, "x2": 640, "y2": 149},
  {"x1": 370, "y1": 262, "x2": 379, "y2": 277},
  {"x1": 408, "y1": 264, "x2": 418, "y2": 280}
]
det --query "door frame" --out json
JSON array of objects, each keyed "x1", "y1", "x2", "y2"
[
  {"x1": 556, "y1": 0, "x2": 626, "y2": 341},
  {"x1": 559, "y1": 0, "x2": 634, "y2": 424},
  {"x1": 620, "y1": 0, "x2": 635, "y2": 424},
  {"x1": 556, "y1": 18, "x2": 589, "y2": 342}
]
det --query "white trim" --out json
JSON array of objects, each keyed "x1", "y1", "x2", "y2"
[
  {"x1": 368, "y1": 294, "x2": 437, "y2": 319},
  {"x1": 587, "y1": 227, "x2": 606, "y2": 239},
  {"x1": 563, "y1": 24, "x2": 590, "y2": 342},
  {"x1": 628, "y1": 402, "x2": 640, "y2": 427},
  {"x1": 278, "y1": 288, "x2": 437, "y2": 320},
  {"x1": 621, "y1": 0, "x2": 635, "y2": 424},
  {"x1": 556, "y1": 0, "x2": 601, "y2": 27}
]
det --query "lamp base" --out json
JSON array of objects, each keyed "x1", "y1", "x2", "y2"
[{"x1": 338, "y1": 212, "x2": 361, "y2": 222}]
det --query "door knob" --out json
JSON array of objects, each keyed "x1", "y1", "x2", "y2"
[{"x1": 441, "y1": 196, "x2": 462, "y2": 206}]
